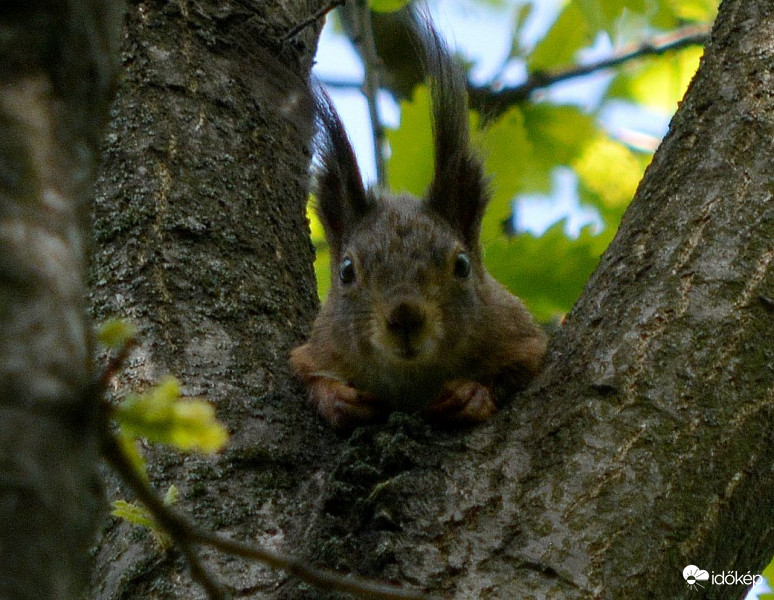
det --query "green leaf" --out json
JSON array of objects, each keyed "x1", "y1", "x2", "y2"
[
  {"x1": 115, "y1": 376, "x2": 228, "y2": 453},
  {"x1": 163, "y1": 484, "x2": 179, "y2": 505},
  {"x1": 578, "y1": 0, "x2": 680, "y2": 37},
  {"x1": 572, "y1": 135, "x2": 648, "y2": 227},
  {"x1": 760, "y1": 554, "x2": 774, "y2": 600},
  {"x1": 307, "y1": 194, "x2": 326, "y2": 247},
  {"x1": 386, "y1": 85, "x2": 434, "y2": 196},
  {"x1": 528, "y1": 3, "x2": 591, "y2": 72},
  {"x1": 475, "y1": 104, "x2": 598, "y2": 243},
  {"x1": 307, "y1": 198, "x2": 331, "y2": 300},
  {"x1": 607, "y1": 45, "x2": 704, "y2": 114},
  {"x1": 522, "y1": 104, "x2": 597, "y2": 171},
  {"x1": 314, "y1": 241, "x2": 331, "y2": 301},
  {"x1": 370, "y1": 0, "x2": 412, "y2": 14},
  {"x1": 580, "y1": 0, "x2": 649, "y2": 33},
  {"x1": 97, "y1": 319, "x2": 137, "y2": 350},
  {"x1": 484, "y1": 222, "x2": 611, "y2": 321},
  {"x1": 474, "y1": 106, "x2": 532, "y2": 241},
  {"x1": 509, "y1": 3, "x2": 534, "y2": 59},
  {"x1": 644, "y1": 0, "x2": 681, "y2": 31},
  {"x1": 111, "y1": 484, "x2": 178, "y2": 549},
  {"x1": 112, "y1": 500, "x2": 157, "y2": 531},
  {"x1": 670, "y1": 0, "x2": 718, "y2": 22}
]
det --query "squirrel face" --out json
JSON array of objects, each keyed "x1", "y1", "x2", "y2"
[{"x1": 332, "y1": 193, "x2": 481, "y2": 369}]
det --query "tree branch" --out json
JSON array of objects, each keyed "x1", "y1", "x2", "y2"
[
  {"x1": 348, "y1": 0, "x2": 387, "y2": 186},
  {"x1": 100, "y1": 422, "x2": 429, "y2": 600},
  {"x1": 471, "y1": 24, "x2": 711, "y2": 117},
  {"x1": 322, "y1": 23, "x2": 710, "y2": 120},
  {"x1": 282, "y1": 0, "x2": 347, "y2": 42}
]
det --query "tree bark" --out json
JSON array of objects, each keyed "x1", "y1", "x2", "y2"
[
  {"x1": 88, "y1": 1, "x2": 329, "y2": 598},
  {"x1": 0, "y1": 2, "x2": 123, "y2": 599},
  {"x1": 90, "y1": 0, "x2": 774, "y2": 599}
]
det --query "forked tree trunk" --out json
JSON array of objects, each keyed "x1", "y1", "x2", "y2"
[{"x1": 89, "y1": 0, "x2": 774, "y2": 599}]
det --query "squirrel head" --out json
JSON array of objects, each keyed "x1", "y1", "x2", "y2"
[
  {"x1": 295, "y1": 21, "x2": 546, "y2": 421},
  {"x1": 325, "y1": 191, "x2": 485, "y2": 365},
  {"x1": 310, "y1": 25, "x2": 494, "y2": 373}
]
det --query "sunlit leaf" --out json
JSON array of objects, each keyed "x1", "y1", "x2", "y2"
[
  {"x1": 608, "y1": 46, "x2": 704, "y2": 114},
  {"x1": 97, "y1": 319, "x2": 137, "y2": 350},
  {"x1": 760, "y1": 556, "x2": 774, "y2": 600},
  {"x1": 112, "y1": 500, "x2": 156, "y2": 531},
  {"x1": 573, "y1": 135, "x2": 646, "y2": 221},
  {"x1": 306, "y1": 195, "x2": 325, "y2": 246},
  {"x1": 314, "y1": 236, "x2": 331, "y2": 300},
  {"x1": 474, "y1": 106, "x2": 532, "y2": 241},
  {"x1": 370, "y1": 0, "x2": 412, "y2": 13},
  {"x1": 112, "y1": 484, "x2": 178, "y2": 549},
  {"x1": 475, "y1": 104, "x2": 597, "y2": 241},
  {"x1": 468, "y1": 0, "x2": 509, "y2": 7},
  {"x1": 115, "y1": 376, "x2": 228, "y2": 453},
  {"x1": 578, "y1": 0, "x2": 679, "y2": 36},
  {"x1": 523, "y1": 104, "x2": 597, "y2": 170},
  {"x1": 163, "y1": 484, "x2": 179, "y2": 506},
  {"x1": 670, "y1": 0, "x2": 718, "y2": 22},
  {"x1": 577, "y1": 0, "x2": 618, "y2": 34},
  {"x1": 509, "y1": 2, "x2": 534, "y2": 59},
  {"x1": 643, "y1": 0, "x2": 680, "y2": 31},
  {"x1": 306, "y1": 199, "x2": 331, "y2": 300},
  {"x1": 386, "y1": 85, "x2": 434, "y2": 196},
  {"x1": 528, "y1": 3, "x2": 591, "y2": 72},
  {"x1": 484, "y1": 222, "x2": 612, "y2": 321}
]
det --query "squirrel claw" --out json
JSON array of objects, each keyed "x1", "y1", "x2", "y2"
[
  {"x1": 425, "y1": 380, "x2": 495, "y2": 424},
  {"x1": 308, "y1": 378, "x2": 382, "y2": 432}
]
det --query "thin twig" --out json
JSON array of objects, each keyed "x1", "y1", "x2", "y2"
[
  {"x1": 177, "y1": 538, "x2": 226, "y2": 600},
  {"x1": 283, "y1": 0, "x2": 347, "y2": 42},
  {"x1": 351, "y1": 0, "x2": 387, "y2": 186},
  {"x1": 475, "y1": 24, "x2": 711, "y2": 115},
  {"x1": 100, "y1": 426, "x2": 429, "y2": 600},
  {"x1": 192, "y1": 532, "x2": 428, "y2": 600},
  {"x1": 320, "y1": 24, "x2": 710, "y2": 119},
  {"x1": 97, "y1": 338, "x2": 138, "y2": 391},
  {"x1": 101, "y1": 427, "x2": 228, "y2": 598}
]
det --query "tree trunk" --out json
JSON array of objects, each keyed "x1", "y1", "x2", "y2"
[
  {"x1": 88, "y1": 1, "x2": 328, "y2": 598},
  {"x1": 90, "y1": 0, "x2": 774, "y2": 599},
  {"x1": 0, "y1": 2, "x2": 123, "y2": 599}
]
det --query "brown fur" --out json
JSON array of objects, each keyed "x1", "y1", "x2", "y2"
[{"x1": 291, "y1": 22, "x2": 546, "y2": 431}]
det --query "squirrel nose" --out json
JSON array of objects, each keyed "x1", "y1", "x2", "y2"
[{"x1": 386, "y1": 302, "x2": 426, "y2": 337}]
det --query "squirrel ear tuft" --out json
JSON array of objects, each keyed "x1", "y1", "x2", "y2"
[
  {"x1": 313, "y1": 86, "x2": 372, "y2": 256},
  {"x1": 420, "y1": 22, "x2": 489, "y2": 248}
]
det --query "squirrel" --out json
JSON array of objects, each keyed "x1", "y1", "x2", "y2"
[{"x1": 290, "y1": 21, "x2": 547, "y2": 431}]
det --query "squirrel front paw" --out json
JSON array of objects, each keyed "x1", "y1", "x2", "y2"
[
  {"x1": 308, "y1": 378, "x2": 384, "y2": 432},
  {"x1": 424, "y1": 379, "x2": 495, "y2": 424}
]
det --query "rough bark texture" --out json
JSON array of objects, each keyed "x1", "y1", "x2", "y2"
[
  {"x1": 0, "y1": 2, "x2": 123, "y2": 599},
  {"x1": 89, "y1": 0, "x2": 774, "y2": 599},
  {"x1": 88, "y1": 1, "x2": 329, "y2": 598}
]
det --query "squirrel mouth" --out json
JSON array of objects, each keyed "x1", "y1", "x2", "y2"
[
  {"x1": 380, "y1": 301, "x2": 436, "y2": 362},
  {"x1": 394, "y1": 343, "x2": 420, "y2": 361},
  {"x1": 385, "y1": 331, "x2": 436, "y2": 362}
]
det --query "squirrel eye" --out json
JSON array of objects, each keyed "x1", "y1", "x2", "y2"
[
  {"x1": 454, "y1": 252, "x2": 471, "y2": 279},
  {"x1": 339, "y1": 257, "x2": 356, "y2": 285}
]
